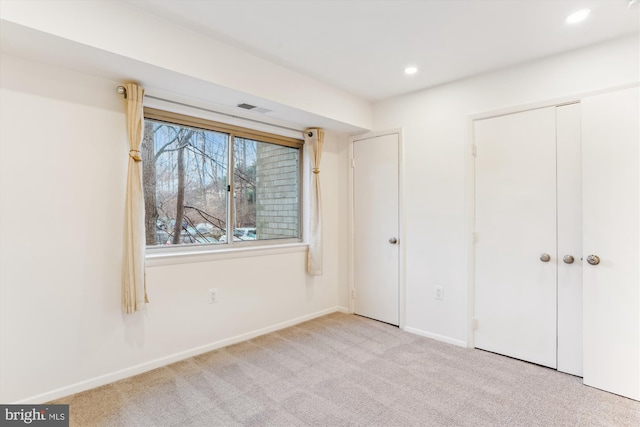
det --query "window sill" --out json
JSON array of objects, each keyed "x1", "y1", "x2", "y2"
[{"x1": 146, "y1": 242, "x2": 308, "y2": 267}]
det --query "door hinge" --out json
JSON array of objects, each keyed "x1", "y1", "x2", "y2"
[
  {"x1": 351, "y1": 289, "x2": 356, "y2": 299},
  {"x1": 351, "y1": 158, "x2": 355, "y2": 168},
  {"x1": 473, "y1": 232, "x2": 478, "y2": 243},
  {"x1": 472, "y1": 319, "x2": 479, "y2": 331},
  {"x1": 472, "y1": 145, "x2": 477, "y2": 157},
  {"x1": 227, "y1": 184, "x2": 231, "y2": 192}
]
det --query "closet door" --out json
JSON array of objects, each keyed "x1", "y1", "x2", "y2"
[
  {"x1": 556, "y1": 103, "x2": 583, "y2": 376},
  {"x1": 474, "y1": 107, "x2": 557, "y2": 368},
  {"x1": 582, "y1": 87, "x2": 639, "y2": 400}
]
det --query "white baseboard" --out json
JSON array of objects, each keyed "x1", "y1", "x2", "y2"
[
  {"x1": 403, "y1": 326, "x2": 468, "y2": 348},
  {"x1": 16, "y1": 306, "x2": 345, "y2": 404},
  {"x1": 335, "y1": 306, "x2": 350, "y2": 313}
]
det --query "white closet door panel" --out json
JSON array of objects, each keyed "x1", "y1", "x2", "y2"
[
  {"x1": 475, "y1": 107, "x2": 557, "y2": 368},
  {"x1": 582, "y1": 87, "x2": 640, "y2": 400},
  {"x1": 556, "y1": 103, "x2": 583, "y2": 376}
]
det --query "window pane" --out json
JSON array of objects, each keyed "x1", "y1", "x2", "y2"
[
  {"x1": 143, "y1": 120, "x2": 229, "y2": 246},
  {"x1": 239, "y1": 138, "x2": 300, "y2": 240},
  {"x1": 142, "y1": 113, "x2": 302, "y2": 248},
  {"x1": 232, "y1": 138, "x2": 256, "y2": 240}
]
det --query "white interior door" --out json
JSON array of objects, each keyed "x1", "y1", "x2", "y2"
[
  {"x1": 582, "y1": 87, "x2": 640, "y2": 400},
  {"x1": 353, "y1": 133, "x2": 399, "y2": 326},
  {"x1": 556, "y1": 103, "x2": 583, "y2": 376},
  {"x1": 474, "y1": 107, "x2": 558, "y2": 368}
]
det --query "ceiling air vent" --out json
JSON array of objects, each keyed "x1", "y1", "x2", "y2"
[
  {"x1": 237, "y1": 103, "x2": 272, "y2": 114},
  {"x1": 237, "y1": 103, "x2": 257, "y2": 110}
]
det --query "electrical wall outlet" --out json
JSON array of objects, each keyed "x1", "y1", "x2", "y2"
[
  {"x1": 208, "y1": 288, "x2": 217, "y2": 304},
  {"x1": 434, "y1": 286, "x2": 444, "y2": 300}
]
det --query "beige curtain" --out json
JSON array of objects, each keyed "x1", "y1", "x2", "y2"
[
  {"x1": 122, "y1": 83, "x2": 148, "y2": 313},
  {"x1": 304, "y1": 128, "x2": 324, "y2": 276}
]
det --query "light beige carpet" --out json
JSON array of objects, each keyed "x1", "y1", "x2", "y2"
[{"x1": 52, "y1": 312, "x2": 640, "y2": 426}]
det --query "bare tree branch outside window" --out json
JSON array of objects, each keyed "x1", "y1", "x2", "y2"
[{"x1": 143, "y1": 118, "x2": 299, "y2": 247}]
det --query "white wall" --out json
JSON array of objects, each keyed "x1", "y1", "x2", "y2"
[
  {"x1": 0, "y1": 53, "x2": 349, "y2": 403},
  {"x1": 373, "y1": 35, "x2": 639, "y2": 345}
]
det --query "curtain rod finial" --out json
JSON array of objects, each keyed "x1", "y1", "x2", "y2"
[{"x1": 117, "y1": 86, "x2": 127, "y2": 98}]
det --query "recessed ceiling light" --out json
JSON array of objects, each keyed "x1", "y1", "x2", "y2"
[
  {"x1": 404, "y1": 66, "x2": 418, "y2": 75},
  {"x1": 566, "y1": 9, "x2": 591, "y2": 24}
]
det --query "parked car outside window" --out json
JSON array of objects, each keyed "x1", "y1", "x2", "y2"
[{"x1": 219, "y1": 228, "x2": 257, "y2": 242}]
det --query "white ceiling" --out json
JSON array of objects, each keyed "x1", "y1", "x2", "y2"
[{"x1": 127, "y1": 0, "x2": 639, "y2": 101}]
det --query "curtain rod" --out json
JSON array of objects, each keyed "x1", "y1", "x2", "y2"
[{"x1": 117, "y1": 86, "x2": 311, "y2": 136}]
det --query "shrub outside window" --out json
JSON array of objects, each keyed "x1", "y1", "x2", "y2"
[{"x1": 142, "y1": 108, "x2": 302, "y2": 248}]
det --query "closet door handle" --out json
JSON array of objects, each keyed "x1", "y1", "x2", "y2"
[
  {"x1": 586, "y1": 255, "x2": 600, "y2": 266},
  {"x1": 563, "y1": 255, "x2": 575, "y2": 264},
  {"x1": 540, "y1": 253, "x2": 551, "y2": 262}
]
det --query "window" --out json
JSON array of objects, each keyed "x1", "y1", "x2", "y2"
[{"x1": 142, "y1": 108, "x2": 302, "y2": 248}]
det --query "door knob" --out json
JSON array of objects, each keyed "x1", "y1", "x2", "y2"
[
  {"x1": 389, "y1": 237, "x2": 398, "y2": 244},
  {"x1": 562, "y1": 255, "x2": 575, "y2": 264},
  {"x1": 540, "y1": 253, "x2": 551, "y2": 262},
  {"x1": 586, "y1": 254, "x2": 600, "y2": 266}
]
